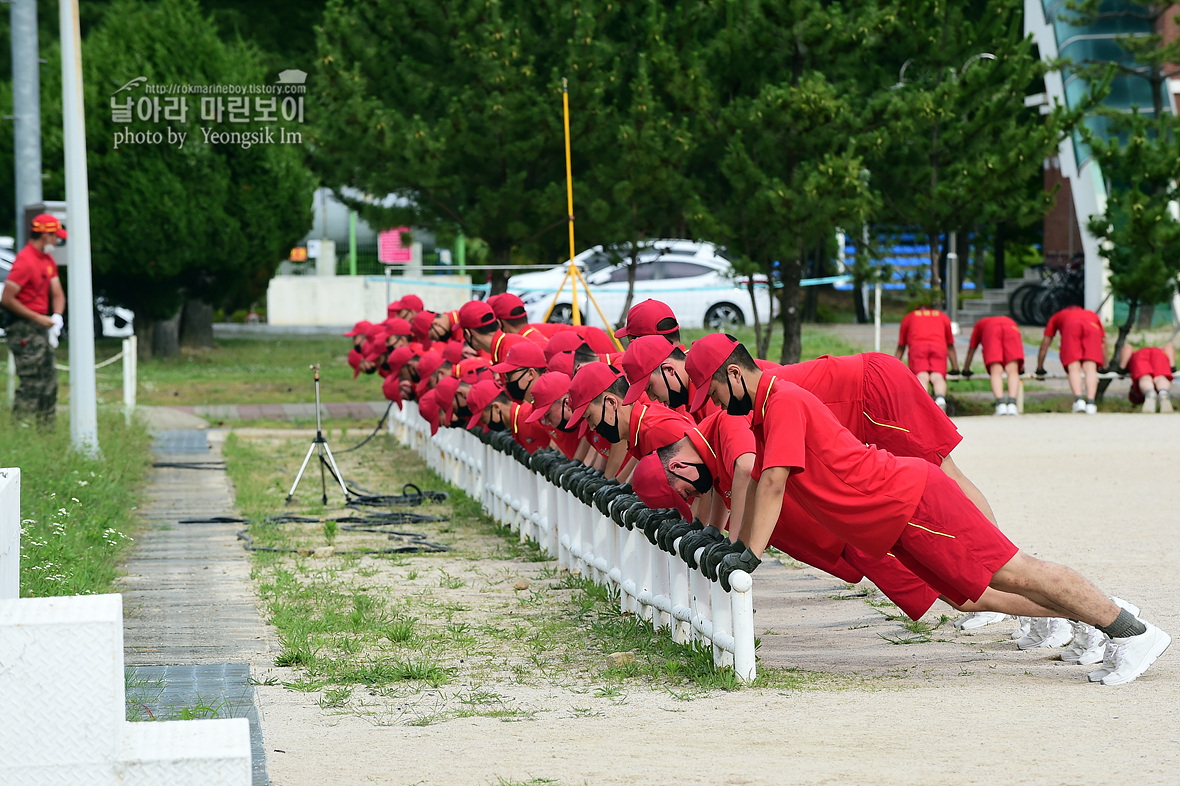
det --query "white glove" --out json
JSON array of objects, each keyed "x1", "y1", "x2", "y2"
[{"x1": 48, "y1": 314, "x2": 63, "y2": 349}]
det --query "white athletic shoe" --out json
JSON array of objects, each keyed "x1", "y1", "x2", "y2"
[
  {"x1": 1085, "y1": 402, "x2": 1098, "y2": 415},
  {"x1": 994, "y1": 402, "x2": 1006, "y2": 416},
  {"x1": 1072, "y1": 399, "x2": 1087, "y2": 413},
  {"x1": 1005, "y1": 402, "x2": 1019, "y2": 415},
  {"x1": 1160, "y1": 395, "x2": 1173, "y2": 414},
  {"x1": 1100, "y1": 622, "x2": 1172, "y2": 686},
  {"x1": 955, "y1": 611, "x2": 1007, "y2": 630},
  {"x1": 935, "y1": 396, "x2": 947, "y2": 412},
  {"x1": 1142, "y1": 391, "x2": 1157, "y2": 414},
  {"x1": 1011, "y1": 616, "x2": 1032, "y2": 640},
  {"x1": 1061, "y1": 622, "x2": 1107, "y2": 665},
  {"x1": 1018, "y1": 617, "x2": 1073, "y2": 650},
  {"x1": 1087, "y1": 598, "x2": 1145, "y2": 682},
  {"x1": 1111, "y1": 597, "x2": 1141, "y2": 618}
]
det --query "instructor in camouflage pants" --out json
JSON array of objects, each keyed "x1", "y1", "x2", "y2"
[{"x1": 1, "y1": 214, "x2": 66, "y2": 426}]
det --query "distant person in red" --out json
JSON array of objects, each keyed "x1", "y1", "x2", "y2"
[
  {"x1": 963, "y1": 316, "x2": 1025, "y2": 416},
  {"x1": 1036, "y1": 305, "x2": 1107, "y2": 414},
  {"x1": 614, "y1": 298, "x2": 681, "y2": 345},
  {"x1": 896, "y1": 303, "x2": 958, "y2": 411},
  {"x1": 1119, "y1": 343, "x2": 1174, "y2": 413}
]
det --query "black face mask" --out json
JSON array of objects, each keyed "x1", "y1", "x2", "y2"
[
  {"x1": 409, "y1": 367, "x2": 421, "y2": 384},
  {"x1": 454, "y1": 400, "x2": 472, "y2": 421},
  {"x1": 487, "y1": 410, "x2": 507, "y2": 432},
  {"x1": 594, "y1": 398, "x2": 622, "y2": 443},
  {"x1": 662, "y1": 367, "x2": 690, "y2": 410},
  {"x1": 505, "y1": 371, "x2": 529, "y2": 403},
  {"x1": 725, "y1": 373, "x2": 753, "y2": 417},
  {"x1": 672, "y1": 462, "x2": 714, "y2": 495}
]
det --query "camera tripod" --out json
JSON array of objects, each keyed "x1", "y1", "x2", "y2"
[{"x1": 286, "y1": 364, "x2": 350, "y2": 505}]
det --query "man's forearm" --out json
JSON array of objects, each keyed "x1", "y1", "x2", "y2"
[
  {"x1": 1035, "y1": 338, "x2": 1051, "y2": 370},
  {"x1": 1, "y1": 293, "x2": 49, "y2": 325},
  {"x1": 748, "y1": 467, "x2": 789, "y2": 557}
]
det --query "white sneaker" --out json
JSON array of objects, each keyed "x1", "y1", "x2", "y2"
[
  {"x1": 1011, "y1": 616, "x2": 1032, "y2": 640},
  {"x1": 935, "y1": 396, "x2": 946, "y2": 411},
  {"x1": 1111, "y1": 597, "x2": 1141, "y2": 618},
  {"x1": 955, "y1": 611, "x2": 1007, "y2": 630},
  {"x1": 1159, "y1": 395, "x2": 1173, "y2": 414},
  {"x1": 1100, "y1": 622, "x2": 1171, "y2": 685},
  {"x1": 994, "y1": 402, "x2": 1006, "y2": 417},
  {"x1": 1072, "y1": 399, "x2": 1087, "y2": 413},
  {"x1": 1018, "y1": 617, "x2": 1073, "y2": 650},
  {"x1": 1061, "y1": 622, "x2": 1107, "y2": 665},
  {"x1": 1085, "y1": 402, "x2": 1097, "y2": 414},
  {"x1": 1142, "y1": 391, "x2": 1157, "y2": 414},
  {"x1": 1006, "y1": 402, "x2": 1019, "y2": 415},
  {"x1": 1087, "y1": 598, "x2": 1145, "y2": 682}
]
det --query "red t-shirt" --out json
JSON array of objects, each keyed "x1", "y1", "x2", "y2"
[
  {"x1": 576, "y1": 325, "x2": 618, "y2": 355},
  {"x1": 587, "y1": 430, "x2": 612, "y2": 459},
  {"x1": 773, "y1": 354, "x2": 866, "y2": 443},
  {"x1": 899, "y1": 309, "x2": 953, "y2": 348},
  {"x1": 509, "y1": 402, "x2": 551, "y2": 454},
  {"x1": 751, "y1": 374, "x2": 928, "y2": 559},
  {"x1": 6, "y1": 243, "x2": 57, "y2": 315},
  {"x1": 625, "y1": 398, "x2": 695, "y2": 461},
  {"x1": 689, "y1": 412, "x2": 755, "y2": 502},
  {"x1": 1044, "y1": 306, "x2": 1102, "y2": 340},
  {"x1": 517, "y1": 324, "x2": 551, "y2": 347},
  {"x1": 542, "y1": 421, "x2": 583, "y2": 459}
]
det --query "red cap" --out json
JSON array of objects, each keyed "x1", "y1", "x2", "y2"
[
  {"x1": 381, "y1": 372, "x2": 404, "y2": 409},
  {"x1": 347, "y1": 348, "x2": 363, "y2": 379},
  {"x1": 614, "y1": 299, "x2": 677, "y2": 339},
  {"x1": 685, "y1": 333, "x2": 740, "y2": 412},
  {"x1": 411, "y1": 310, "x2": 436, "y2": 342},
  {"x1": 466, "y1": 379, "x2": 504, "y2": 430},
  {"x1": 344, "y1": 320, "x2": 374, "y2": 337},
  {"x1": 418, "y1": 389, "x2": 442, "y2": 436},
  {"x1": 361, "y1": 336, "x2": 388, "y2": 362},
  {"x1": 386, "y1": 346, "x2": 417, "y2": 375},
  {"x1": 632, "y1": 453, "x2": 693, "y2": 520},
  {"x1": 525, "y1": 372, "x2": 572, "y2": 423},
  {"x1": 459, "y1": 300, "x2": 498, "y2": 330},
  {"x1": 416, "y1": 351, "x2": 445, "y2": 382},
  {"x1": 489, "y1": 293, "x2": 527, "y2": 320},
  {"x1": 456, "y1": 357, "x2": 494, "y2": 384},
  {"x1": 383, "y1": 317, "x2": 412, "y2": 337},
  {"x1": 491, "y1": 340, "x2": 547, "y2": 373},
  {"x1": 547, "y1": 351, "x2": 576, "y2": 377},
  {"x1": 567, "y1": 363, "x2": 624, "y2": 423},
  {"x1": 543, "y1": 330, "x2": 588, "y2": 361},
  {"x1": 390, "y1": 294, "x2": 424, "y2": 313},
  {"x1": 620, "y1": 335, "x2": 676, "y2": 405},
  {"x1": 441, "y1": 340, "x2": 465, "y2": 365},
  {"x1": 434, "y1": 376, "x2": 461, "y2": 424},
  {"x1": 31, "y1": 213, "x2": 66, "y2": 240}
]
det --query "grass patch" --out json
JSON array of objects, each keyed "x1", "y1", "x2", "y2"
[{"x1": 0, "y1": 410, "x2": 152, "y2": 597}]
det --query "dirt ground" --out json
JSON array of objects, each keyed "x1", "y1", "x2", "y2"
[{"x1": 248, "y1": 412, "x2": 1180, "y2": 785}]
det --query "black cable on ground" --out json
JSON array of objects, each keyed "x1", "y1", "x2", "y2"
[
  {"x1": 153, "y1": 462, "x2": 228, "y2": 471},
  {"x1": 334, "y1": 401, "x2": 395, "y2": 454},
  {"x1": 235, "y1": 519, "x2": 450, "y2": 555},
  {"x1": 344, "y1": 481, "x2": 448, "y2": 508}
]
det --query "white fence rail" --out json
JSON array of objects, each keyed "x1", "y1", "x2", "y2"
[
  {"x1": 390, "y1": 401, "x2": 758, "y2": 682},
  {"x1": 0, "y1": 468, "x2": 19, "y2": 600},
  {"x1": 6, "y1": 335, "x2": 137, "y2": 422}
]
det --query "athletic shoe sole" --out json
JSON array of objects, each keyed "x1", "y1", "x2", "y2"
[{"x1": 1101, "y1": 628, "x2": 1172, "y2": 685}]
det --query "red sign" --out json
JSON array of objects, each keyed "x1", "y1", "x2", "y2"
[
  {"x1": 379, "y1": 227, "x2": 412, "y2": 264},
  {"x1": 289, "y1": 246, "x2": 308, "y2": 262}
]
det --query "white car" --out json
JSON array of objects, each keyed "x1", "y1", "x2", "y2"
[
  {"x1": 0, "y1": 251, "x2": 135, "y2": 339},
  {"x1": 507, "y1": 239, "x2": 772, "y2": 331}
]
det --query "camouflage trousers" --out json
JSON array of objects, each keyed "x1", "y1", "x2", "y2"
[{"x1": 6, "y1": 318, "x2": 58, "y2": 426}]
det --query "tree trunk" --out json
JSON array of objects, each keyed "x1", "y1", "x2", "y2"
[
  {"x1": 134, "y1": 319, "x2": 154, "y2": 362},
  {"x1": 746, "y1": 276, "x2": 764, "y2": 359},
  {"x1": 993, "y1": 222, "x2": 1006, "y2": 290},
  {"x1": 618, "y1": 241, "x2": 641, "y2": 327},
  {"x1": 802, "y1": 246, "x2": 822, "y2": 322},
  {"x1": 853, "y1": 280, "x2": 869, "y2": 324},
  {"x1": 1098, "y1": 297, "x2": 1138, "y2": 402},
  {"x1": 778, "y1": 253, "x2": 803, "y2": 365},
  {"x1": 179, "y1": 298, "x2": 214, "y2": 348},
  {"x1": 151, "y1": 312, "x2": 181, "y2": 359},
  {"x1": 489, "y1": 247, "x2": 511, "y2": 296}
]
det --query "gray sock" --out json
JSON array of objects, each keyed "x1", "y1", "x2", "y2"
[
  {"x1": 1098, "y1": 608, "x2": 1147, "y2": 639},
  {"x1": 1086, "y1": 398, "x2": 1096, "y2": 406}
]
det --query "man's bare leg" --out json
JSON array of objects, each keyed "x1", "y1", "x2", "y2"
[
  {"x1": 989, "y1": 551, "x2": 1118, "y2": 627},
  {"x1": 948, "y1": 587, "x2": 1063, "y2": 617},
  {"x1": 1082, "y1": 360, "x2": 1099, "y2": 400},
  {"x1": 1005, "y1": 361, "x2": 1021, "y2": 400},
  {"x1": 987, "y1": 362, "x2": 1004, "y2": 399},
  {"x1": 1066, "y1": 360, "x2": 1084, "y2": 398}
]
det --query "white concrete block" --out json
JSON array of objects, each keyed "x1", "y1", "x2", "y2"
[
  {"x1": 0, "y1": 594, "x2": 125, "y2": 769},
  {"x1": 0, "y1": 467, "x2": 19, "y2": 600},
  {"x1": 2, "y1": 762, "x2": 117, "y2": 786},
  {"x1": 117, "y1": 718, "x2": 252, "y2": 786}
]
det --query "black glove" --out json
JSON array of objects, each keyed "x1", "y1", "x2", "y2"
[
  {"x1": 701, "y1": 539, "x2": 744, "y2": 580},
  {"x1": 678, "y1": 525, "x2": 725, "y2": 568},
  {"x1": 658, "y1": 518, "x2": 697, "y2": 554},
  {"x1": 960, "y1": 368, "x2": 973, "y2": 378},
  {"x1": 641, "y1": 510, "x2": 665, "y2": 545},
  {"x1": 1034, "y1": 367, "x2": 1047, "y2": 380},
  {"x1": 718, "y1": 548, "x2": 762, "y2": 592}
]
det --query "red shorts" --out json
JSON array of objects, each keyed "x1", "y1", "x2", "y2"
[
  {"x1": 1059, "y1": 321, "x2": 1104, "y2": 367},
  {"x1": 842, "y1": 546, "x2": 940, "y2": 621},
  {"x1": 906, "y1": 342, "x2": 948, "y2": 375},
  {"x1": 861, "y1": 353, "x2": 963, "y2": 464},
  {"x1": 1127, "y1": 348, "x2": 1172, "y2": 404},
  {"x1": 980, "y1": 325, "x2": 1025, "y2": 373},
  {"x1": 888, "y1": 465, "x2": 1018, "y2": 606}
]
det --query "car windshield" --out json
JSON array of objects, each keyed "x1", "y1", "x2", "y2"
[{"x1": 581, "y1": 252, "x2": 614, "y2": 274}]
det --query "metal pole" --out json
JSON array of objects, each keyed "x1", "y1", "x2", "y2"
[
  {"x1": 947, "y1": 231, "x2": 959, "y2": 328},
  {"x1": 873, "y1": 282, "x2": 882, "y2": 353},
  {"x1": 561, "y1": 78, "x2": 581, "y2": 326},
  {"x1": 455, "y1": 230, "x2": 466, "y2": 276},
  {"x1": 60, "y1": 0, "x2": 98, "y2": 454},
  {"x1": 348, "y1": 210, "x2": 357, "y2": 276},
  {"x1": 11, "y1": 0, "x2": 42, "y2": 249}
]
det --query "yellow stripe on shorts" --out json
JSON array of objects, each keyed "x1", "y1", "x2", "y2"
[{"x1": 907, "y1": 522, "x2": 956, "y2": 539}]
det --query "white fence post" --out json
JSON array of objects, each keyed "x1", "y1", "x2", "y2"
[
  {"x1": 0, "y1": 468, "x2": 20, "y2": 600},
  {"x1": 122, "y1": 336, "x2": 137, "y2": 424}
]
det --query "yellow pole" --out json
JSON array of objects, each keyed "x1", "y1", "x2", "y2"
[{"x1": 563, "y1": 77, "x2": 581, "y2": 326}]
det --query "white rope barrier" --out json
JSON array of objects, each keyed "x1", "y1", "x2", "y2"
[{"x1": 389, "y1": 401, "x2": 758, "y2": 682}]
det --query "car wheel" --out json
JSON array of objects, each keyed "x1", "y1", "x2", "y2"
[
  {"x1": 705, "y1": 302, "x2": 744, "y2": 331},
  {"x1": 547, "y1": 304, "x2": 574, "y2": 325}
]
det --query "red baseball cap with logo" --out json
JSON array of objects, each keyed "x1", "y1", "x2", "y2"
[
  {"x1": 455, "y1": 357, "x2": 494, "y2": 384},
  {"x1": 389, "y1": 294, "x2": 424, "y2": 314},
  {"x1": 489, "y1": 293, "x2": 528, "y2": 320},
  {"x1": 546, "y1": 351, "x2": 576, "y2": 377},
  {"x1": 632, "y1": 453, "x2": 693, "y2": 520},
  {"x1": 434, "y1": 376, "x2": 461, "y2": 424},
  {"x1": 524, "y1": 372, "x2": 572, "y2": 423},
  {"x1": 620, "y1": 335, "x2": 677, "y2": 405},
  {"x1": 383, "y1": 317, "x2": 412, "y2": 337},
  {"x1": 344, "y1": 320, "x2": 374, "y2": 338},
  {"x1": 566, "y1": 363, "x2": 624, "y2": 423},
  {"x1": 614, "y1": 299, "x2": 677, "y2": 339},
  {"x1": 685, "y1": 333, "x2": 741, "y2": 413},
  {"x1": 543, "y1": 330, "x2": 588, "y2": 361},
  {"x1": 459, "y1": 300, "x2": 498, "y2": 330},
  {"x1": 381, "y1": 371, "x2": 404, "y2": 409},
  {"x1": 411, "y1": 310, "x2": 436, "y2": 343},
  {"x1": 386, "y1": 346, "x2": 417, "y2": 376},
  {"x1": 31, "y1": 213, "x2": 67, "y2": 240},
  {"x1": 441, "y1": 340, "x2": 466, "y2": 365},
  {"x1": 418, "y1": 389, "x2": 442, "y2": 436},
  {"x1": 466, "y1": 379, "x2": 504, "y2": 430},
  {"x1": 491, "y1": 341, "x2": 547, "y2": 373}
]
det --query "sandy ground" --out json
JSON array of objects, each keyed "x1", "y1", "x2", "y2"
[{"x1": 248, "y1": 412, "x2": 1180, "y2": 785}]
